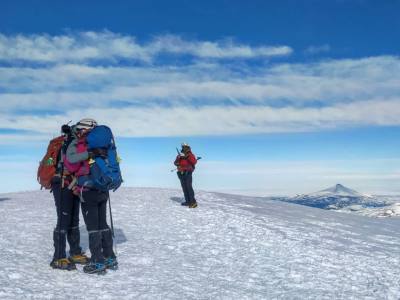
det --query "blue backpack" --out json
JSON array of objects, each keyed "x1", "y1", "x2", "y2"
[{"x1": 77, "y1": 125, "x2": 123, "y2": 192}]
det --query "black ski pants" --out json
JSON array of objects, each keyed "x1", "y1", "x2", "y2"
[
  {"x1": 81, "y1": 190, "x2": 115, "y2": 263},
  {"x1": 177, "y1": 171, "x2": 196, "y2": 204},
  {"x1": 52, "y1": 183, "x2": 82, "y2": 259}
]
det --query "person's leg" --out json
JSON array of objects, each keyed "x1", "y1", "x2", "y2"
[
  {"x1": 67, "y1": 193, "x2": 82, "y2": 256},
  {"x1": 97, "y1": 193, "x2": 118, "y2": 269},
  {"x1": 185, "y1": 172, "x2": 196, "y2": 204},
  {"x1": 67, "y1": 193, "x2": 89, "y2": 264},
  {"x1": 178, "y1": 171, "x2": 190, "y2": 203},
  {"x1": 98, "y1": 193, "x2": 116, "y2": 259},
  {"x1": 53, "y1": 184, "x2": 75, "y2": 259},
  {"x1": 81, "y1": 191, "x2": 104, "y2": 264},
  {"x1": 51, "y1": 183, "x2": 76, "y2": 270}
]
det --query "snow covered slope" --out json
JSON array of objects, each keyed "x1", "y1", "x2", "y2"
[
  {"x1": 339, "y1": 201, "x2": 400, "y2": 218},
  {"x1": 1, "y1": 188, "x2": 400, "y2": 299}
]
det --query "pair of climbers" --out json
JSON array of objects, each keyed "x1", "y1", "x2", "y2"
[
  {"x1": 38, "y1": 118, "x2": 199, "y2": 274},
  {"x1": 38, "y1": 118, "x2": 121, "y2": 274}
]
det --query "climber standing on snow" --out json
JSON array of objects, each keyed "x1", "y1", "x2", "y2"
[
  {"x1": 48, "y1": 124, "x2": 89, "y2": 270},
  {"x1": 174, "y1": 142, "x2": 198, "y2": 208},
  {"x1": 66, "y1": 118, "x2": 119, "y2": 274}
]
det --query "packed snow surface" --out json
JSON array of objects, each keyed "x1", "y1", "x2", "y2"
[{"x1": 1, "y1": 187, "x2": 400, "y2": 299}]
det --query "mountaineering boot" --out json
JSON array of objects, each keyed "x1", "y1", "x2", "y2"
[
  {"x1": 101, "y1": 228, "x2": 115, "y2": 259},
  {"x1": 88, "y1": 231, "x2": 104, "y2": 263},
  {"x1": 50, "y1": 258, "x2": 77, "y2": 271},
  {"x1": 67, "y1": 227, "x2": 82, "y2": 257},
  {"x1": 53, "y1": 229, "x2": 67, "y2": 259},
  {"x1": 83, "y1": 262, "x2": 107, "y2": 274},
  {"x1": 181, "y1": 202, "x2": 189, "y2": 206},
  {"x1": 104, "y1": 257, "x2": 118, "y2": 270},
  {"x1": 188, "y1": 202, "x2": 198, "y2": 208},
  {"x1": 69, "y1": 253, "x2": 90, "y2": 264}
]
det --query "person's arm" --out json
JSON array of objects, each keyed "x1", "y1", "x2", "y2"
[
  {"x1": 66, "y1": 138, "x2": 89, "y2": 164},
  {"x1": 174, "y1": 155, "x2": 180, "y2": 166},
  {"x1": 187, "y1": 152, "x2": 197, "y2": 166}
]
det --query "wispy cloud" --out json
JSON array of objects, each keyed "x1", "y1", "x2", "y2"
[
  {"x1": 0, "y1": 31, "x2": 399, "y2": 142},
  {"x1": 0, "y1": 31, "x2": 151, "y2": 63},
  {"x1": 1, "y1": 56, "x2": 399, "y2": 108},
  {"x1": 0, "y1": 99, "x2": 399, "y2": 139},
  {"x1": 0, "y1": 31, "x2": 292, "y2": 63},
  {"x1": 149, "y1": 35, "x2": 293, "y2": 58}
]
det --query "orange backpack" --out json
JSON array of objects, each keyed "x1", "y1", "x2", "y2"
[{"x1": 37, "y1": 136, "x2": 65, "y2": 189}]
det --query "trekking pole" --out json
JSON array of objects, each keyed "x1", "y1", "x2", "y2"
[
  {"x1": 108, "y1": 192, "x2": 117, "y2": 255},
  {"x1": 57, "y1": 158, "x2": 64, "y2": 261},
  {"x1": 56, "y1": 125, "x2": 71, "y2": 262}
]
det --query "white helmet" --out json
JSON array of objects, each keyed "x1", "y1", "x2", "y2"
[
  {"x1": 76, "y1": 118, "x2": 98, "y2": 130},
  {"x1": 181, "y1": 142, "x2": 190, "y2": 147}
]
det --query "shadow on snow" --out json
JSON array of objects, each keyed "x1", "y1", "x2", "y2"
[{"x1": 78, "y1": 226, "x2": 128, "y2": 252}]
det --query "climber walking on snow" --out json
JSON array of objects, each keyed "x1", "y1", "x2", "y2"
[{"x1": 174, "y1": 143, "x2": 198, "y2": 208}]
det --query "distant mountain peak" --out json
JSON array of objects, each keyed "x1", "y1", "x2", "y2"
[{"x1": 312, "y1": 184, "x2": 363, "y2": 197}]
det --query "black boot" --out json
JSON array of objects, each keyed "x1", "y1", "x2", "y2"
[
  {"x1": 53, "y1": 229, "x2": 67, "y2": 260},
  {"x1": 83, "y1": 261, "x2": 106, "y2": 274},
  {"x1": 67, "y1": 227, "x2": 82, "y2": 256},
  {"x1": 181, "y1": 202, "x2": 189, "y2": 206},
  {"x1": 101, "y1": 228, "x2": 115, "y2": 259},
  {"x1": 104, "y1": 257, "x2": 118, "y2": 270},
  {"x1": 88, "y1": 231, "x2": 104, "y2": 264}
]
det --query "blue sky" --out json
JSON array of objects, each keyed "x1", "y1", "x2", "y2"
[{"x1": 1, "y1": 0, "x2": 400, "y2": 195}]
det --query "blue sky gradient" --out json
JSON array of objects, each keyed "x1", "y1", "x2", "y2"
[{"x1": 1, "y1": 0, "x2": 399, "y2": 194}]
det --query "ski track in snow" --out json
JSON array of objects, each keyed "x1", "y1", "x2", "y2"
[{"x1": 1, "y1": 187, "x2": 400, "y2": 299}]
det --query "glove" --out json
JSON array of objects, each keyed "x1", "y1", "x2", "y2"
[{"x1": 89, "y1": 148, "x2": 108, "y2": 158}]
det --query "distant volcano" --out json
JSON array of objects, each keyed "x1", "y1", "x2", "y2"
[
  {"x1": 310, "y1": 184, "x2": 365, "y2": 197},
  {"x1": 281, "y1": 184, "x2": 383, "y2": 210}
]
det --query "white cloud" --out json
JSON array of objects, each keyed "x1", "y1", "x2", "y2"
[
  {"x1": 0, "y1": 32, "x2": 399, "y2": 140},
  {"x1": 0, "y1": 31, "x2": 292, "y2": 63},
  {"x1": 0, "y1": 31, "x2": 152, "y2": 62},
  {"x1": 149, "y1": 35, "x2": 292, "y2": 58},
  {"x1": 1, "y1": 99, "x2": 399, "y2": 139},
  {"x1": 1, "y1": 56, "x2": 399, "y2": 110}
]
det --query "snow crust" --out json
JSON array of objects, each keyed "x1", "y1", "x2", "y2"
[{"x1": 1, "y1": 188, "x2": 400, "y2": 299}]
